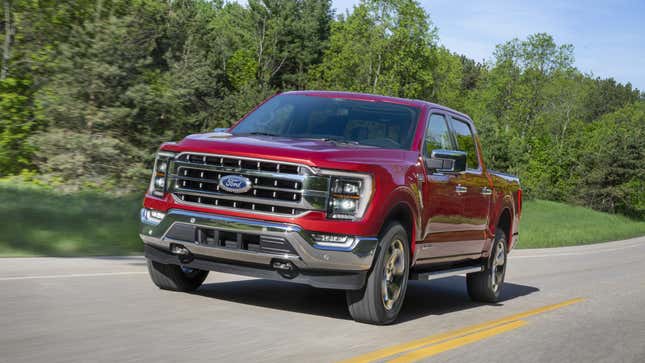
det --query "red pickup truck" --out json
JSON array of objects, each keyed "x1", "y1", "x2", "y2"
[{"x1": 140, "y1": 91, "x2": 521, "y2": 324}]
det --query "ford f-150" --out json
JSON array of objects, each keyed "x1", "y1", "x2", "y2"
[{"x1": 140, "y1": 91, "x2": 522, "y2": 324}]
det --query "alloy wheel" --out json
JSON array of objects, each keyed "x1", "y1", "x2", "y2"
[
  {"x1": 490, "y1": 240, "x2": 506, "y2": 292},
  {"x1": 381, "y1": 239, "x2": 406, "y2": 310}
]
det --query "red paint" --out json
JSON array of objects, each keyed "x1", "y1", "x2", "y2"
[{"x1": 143, "y1": 91, "x2": 521, "y2": 265}]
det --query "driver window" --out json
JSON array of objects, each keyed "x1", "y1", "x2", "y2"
[{"x1": 425, "y1": 114, "x2": 452, "y2": 157}]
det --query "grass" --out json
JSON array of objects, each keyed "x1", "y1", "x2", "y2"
[
  {"x1": 1, "y1": 184, "x2": 644, "y2": 256},
  {"x1": 518, "y1": 199, "x2": 645, "y2": 248},
  {"x1": 0, "y1": 183, "x2": 142, "y2": 256}
]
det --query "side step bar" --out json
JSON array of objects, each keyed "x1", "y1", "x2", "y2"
[{"x1": 410, "y1": 265, "x2": 483, "y2": 281}]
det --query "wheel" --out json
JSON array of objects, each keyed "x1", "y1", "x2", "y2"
[
  {"x1": 146, "y1": 258, "x2": 209, "y2": 292},
  {"x1": 346, "y1": 222, "x2": 410, "y2": 325},
  {"x1": 467, "y1": 229, "x2": 507, "y2": 302}
]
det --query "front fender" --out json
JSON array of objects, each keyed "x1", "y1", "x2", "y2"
[{"x1": 374, "y1": 186, "x2": 421, "y2": 255}]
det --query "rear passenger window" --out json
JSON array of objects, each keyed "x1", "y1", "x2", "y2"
[
  {"x1": 425, "y1": 114, "x2": 452, "y2": 157},
  {"x1": 450, "y1": 118, "x2": 480, "y2": 170}
]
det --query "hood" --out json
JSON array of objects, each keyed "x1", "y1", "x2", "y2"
[{"x1": 161, "y1": 132, "x2": 418, "y2": 172}]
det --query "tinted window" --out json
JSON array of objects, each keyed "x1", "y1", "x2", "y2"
[
  {"x1": 450, "y1": 118, "x2": 479, "y2": 169},
  {"x1": 231, "y1": 94, "x2": 421, "y2": 149},
  {"x1": 425, "y1": 114, "x2": 452, "y2": 156}
]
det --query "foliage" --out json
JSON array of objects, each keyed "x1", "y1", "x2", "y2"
[
  {"x1": 0, "y1": 77, "x2": 35, "y2": 174},
  {"x1": 0, "y1": 0, "x2": 643, "y2": 219},
  {"x1": 313, "y1": 0, "x2": 437, "y2": 98},
  {"x1": 518, "y1": 200, "x2": 645, "y2": 248},
  {"x1": 463, "y1": 33, "x2": 643, "y2": 218},
  {"x1": 574, "y1": 103, "x2": 645, "y2": 218}
]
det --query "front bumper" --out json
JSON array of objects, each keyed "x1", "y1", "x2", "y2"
[{"x1": 140, "y1": 208, "x2": 379, "y2": 289}]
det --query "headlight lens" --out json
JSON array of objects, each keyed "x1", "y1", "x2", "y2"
[
  {"x1": 154, "y1": 177, "x2": 165, "y2": 189},
  {"x1": 332, "y1": 178, "x2": 361, "y2": 195},
  {"x1": 323, "y1": 171, "x2": 373, "y2": 220},
  {"x1": 332, "y1": 198, "x2": 357, "y2": 212},
  {"x1": 149, "y1": 151, "x2": 176, "y2": 197}
]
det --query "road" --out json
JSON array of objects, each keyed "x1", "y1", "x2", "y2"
[{"x1": 1, "y1": 237, "x2": 645, "y2": 363}]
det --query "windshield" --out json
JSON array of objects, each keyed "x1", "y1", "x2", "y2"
[{"x1": 231, "y1": 94, "x2": 421, "y2": 150}]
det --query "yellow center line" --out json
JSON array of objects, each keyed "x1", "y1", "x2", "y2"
[
  {"x1": 338, "y1": 297, "x2": 585, "y2": 363},
  {"x1": 387, "y1": 320, "x2": 528, "y2": 363}
]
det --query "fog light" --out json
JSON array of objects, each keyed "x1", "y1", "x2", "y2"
[
  {"x1": 141, "y1": 208, "x2": 165, "y2": 225},
  {"x1": 310, "y1": 233, "x2": 356, "y2": 249},
  {"x1": 149, "y1": 209, "x2": 165, "y2": 220},
  {"x1": 311, "y1": 233, "x2": 349, "y2": 243}
]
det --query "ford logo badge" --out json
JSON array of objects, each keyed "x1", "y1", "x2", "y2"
[{"x1": 219, "y1": 175, "x2": 252, "y2": 194}]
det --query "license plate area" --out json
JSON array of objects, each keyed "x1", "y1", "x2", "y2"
[{"x1": 196, "y1": 227, "x2": 298, "y2": 256}]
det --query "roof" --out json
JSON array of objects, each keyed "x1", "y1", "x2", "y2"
[{"x1": 283, "y1": 90, "x2": 472, "y2": 121}]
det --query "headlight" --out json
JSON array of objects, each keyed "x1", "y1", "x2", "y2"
[
  {"x1": 321, "y1": 171, "x2": 373, "y2": 220},
  {"x1": 149, "y1": 151, "x2": 176, "y2": 197}
]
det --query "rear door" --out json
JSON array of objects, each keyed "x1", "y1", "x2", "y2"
[{"x1": 448, "y1": 116, "x2": 491, "y2": 255}]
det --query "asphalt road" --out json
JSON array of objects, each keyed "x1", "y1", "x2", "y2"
[{"x1": 2, "y1": 237, "x2": 645, "y2": 363}]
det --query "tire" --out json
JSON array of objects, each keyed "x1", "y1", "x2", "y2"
[
  {"x1": 146, "y1": 258, "x2": 209, "y2": 292},
  {"x1": 346, "y1": 222, "x2": 410, "y2": 325},
  {"x1": 467, "y1": 229, "x2": 507, "y2": 302}
]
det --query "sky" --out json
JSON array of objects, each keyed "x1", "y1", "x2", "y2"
[{"x1": 332, "y1": 0, "x2": 645, "y2": 91}]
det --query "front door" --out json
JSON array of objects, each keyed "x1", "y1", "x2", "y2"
[{"x1": 417, "y1": 113, "x2": 467, "y2": 262}]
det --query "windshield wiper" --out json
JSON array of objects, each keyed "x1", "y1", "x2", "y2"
[
  {"x1": 238, "y1": 132, "x2": 280, "y2": 137},
  {"x1": 239, "y1": 133, "x2": 361, "y2": 145},
  {"x1": 320, "y1": 137, "x2": 360, "y2": 145},
  {"x1": 301, "y1": 136, "x2": 360, "y2": 145}
]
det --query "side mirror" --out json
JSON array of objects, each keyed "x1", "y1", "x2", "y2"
[
  {"x1": 425, "y1": 149, "x2": 467, "y2": 173},
  {"x1": 213, "y1": 127, "x2": 229, "y2": 132}
]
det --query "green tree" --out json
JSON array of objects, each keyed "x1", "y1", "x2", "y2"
[
  {"x1": 465, "y1": 33, "x2": 580, "y2": 198},
  {"x1": 431, "y1": 47, "x2": 464, "y2": 109},
  {"x1": 583, "y1": 77, "x2": 641, "y2": 122},
  {"x1": 314, "y1": 0, "x2": 437, "y2": 98},
  {"x1": 0, "y1": 77, "x2": 34, "y2": 174},
  {"x1": 0, "y1": 0, "x2": 98, "y2": 175},
  {"x1": 575, "y1": 102, "x2": 645, "y2": 218},
  {"x1": 32, "y1": 4, "x2": 166, "y2": 189}
]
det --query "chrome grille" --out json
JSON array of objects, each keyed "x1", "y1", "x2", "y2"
[{"x1": 169, "y1": 153, "x2": 330, "y2": 216}]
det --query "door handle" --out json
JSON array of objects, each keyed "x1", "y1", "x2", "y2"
[
  {"x1": 481, "y1": 187, "x2": 493, "y2": 196},
  {"x1": 455, "y1": 185, "x2": 468, "y2": 194}
]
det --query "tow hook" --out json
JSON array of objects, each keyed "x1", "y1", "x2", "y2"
[
  {"x1": 170, "y1": 243, "x2": 194, "y2": 264},
  {"x1": 271, "y1": 259, "x2": 298, "y2": 279}
]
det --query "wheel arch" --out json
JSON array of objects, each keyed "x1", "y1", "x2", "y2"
[
  {"x1": 380, "y1": 202, "x2": 417, "y2": 262},
  {"x1": 496, "y1": 207, "x2": 513, "y2": 250}
]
